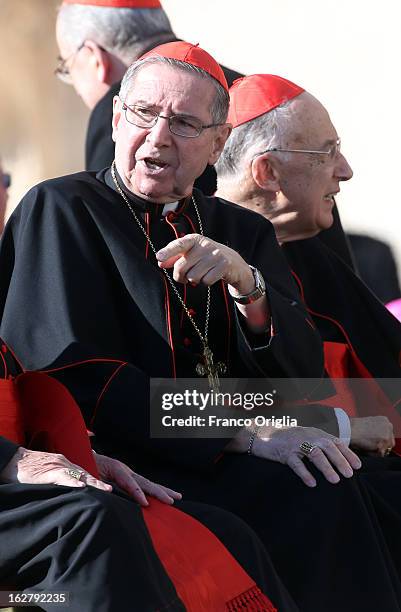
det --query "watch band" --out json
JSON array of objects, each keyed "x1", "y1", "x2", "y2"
[{"x1": 230, "y1": 266, "x2": 266, "y2": 305}]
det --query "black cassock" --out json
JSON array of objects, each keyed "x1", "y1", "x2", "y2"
[
  {"x1": 0, "y1": 168, "x2": 323, "y2": 381},
  {"x1": 0, "y1": 474, "x2": 187, "y2": 612},
  {"x1": 0, "y1": 467, "x2": 298, "y2": 612},
  {"x1": 1, "y1": 170, "x2": 401, "y2": 611},
  {"x1": 282, "y1": 236, "x2": 401, "y2": 380}
]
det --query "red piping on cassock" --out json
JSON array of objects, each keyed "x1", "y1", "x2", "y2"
[
  {"x1": 291, "y1": 269, "x2": 358, "y2": 356},
  {"x1": 90, "y1": 362, "x2": 127, "y2": 428},
  {"x1": 163, "y1": 275, "x2": 177, "y2": 379},
  {"x1": 221, "y1": 281, "x2": 232, "y2": 370}
]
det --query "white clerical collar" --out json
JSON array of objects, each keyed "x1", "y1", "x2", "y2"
[{"x1": 162, "y1": 202, "x2": 179, "y2": 216}]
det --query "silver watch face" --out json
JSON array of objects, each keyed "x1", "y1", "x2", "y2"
[
  {"x1": 257, "y1": 269, "x2": 266, "y2": 292},
  {"x1": 251, "y1": 266, "x2": 265, "y2": 292},
  {"x1": 233, "y1": 267, "x2": 266, "y2": 304}
]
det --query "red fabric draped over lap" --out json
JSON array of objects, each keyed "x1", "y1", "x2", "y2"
[
  {"x1": 16, "y1": 372, "x2": 99, "y2": 476},
  {"x1": 143, "y1": 499, "x2": 276, "y2": 612},
  {"x1": 0, "y1": 370, "x2": 275, "y2": 611}
]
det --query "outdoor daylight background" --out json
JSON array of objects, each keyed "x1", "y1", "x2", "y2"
[{"x1": 1, "y1": 0, "x2": 400, "y2": 278}]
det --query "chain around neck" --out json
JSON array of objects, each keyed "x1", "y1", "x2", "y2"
[{"x1": 110, "y1": 160, "x2": 211, "y2": 348}]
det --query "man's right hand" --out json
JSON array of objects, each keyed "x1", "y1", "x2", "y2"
[
  {"x1": 226, "y1": 425, "x2": 362, "y2": 487},
  {"x1": 0, "y1": 447, "x2": 112, "y2": 491},
  {"x1": 350, "y1": 416, "x2": 395, "y2": 455}
]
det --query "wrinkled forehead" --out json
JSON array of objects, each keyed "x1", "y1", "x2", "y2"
[{"x1": 125, "y1": 63, "x2": 214, "y2": 115}]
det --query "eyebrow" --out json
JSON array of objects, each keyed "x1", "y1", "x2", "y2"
[
  {"x1": 130, "y1": 99, "x2": 155, "y2": 107},
  {"x1": 126, "y1": 100, "x2": 203, "y2": 122}
]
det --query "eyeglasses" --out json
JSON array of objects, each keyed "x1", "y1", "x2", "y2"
[
  {"x1": 256, "y1": 138, "x2": 341, "y2": 160},
  {"x1": 121, "y1": 100, "x2": 225, "y2": 138},
  {"x1": 1, "y1": 173, "x2": 11, "y2": 189},
  {"x1": 54, "y1": 42, "x2": 85, "y2": 84}
]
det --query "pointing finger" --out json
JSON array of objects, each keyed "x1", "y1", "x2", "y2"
[
  {"x1": 158, "y1": 254, "x2": 182, "y2": 269},
  {"x1": 156, "y1": 235, "x2": 197, "y2": 262}
]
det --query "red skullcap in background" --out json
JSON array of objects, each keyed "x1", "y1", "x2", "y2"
[{"x1": 228, "y1": 74, "x2": 304, "y2": 127}]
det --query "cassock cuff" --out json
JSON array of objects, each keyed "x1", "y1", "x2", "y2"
[
  {"x1": 334, "y1": 408, "x2": 351, "y2": 445},
  {"x1": 234, "y1": 305, "x2": 273, "y2": 353}
]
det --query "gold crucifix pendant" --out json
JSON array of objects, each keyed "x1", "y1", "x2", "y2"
[{"x1": 196, "y1": 345, "x2": 227, "y2": 393}]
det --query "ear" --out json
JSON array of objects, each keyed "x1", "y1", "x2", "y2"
[
  {"x1": 84, "y1": 40, "x2": 110, "y2": 84},
  {"x1": 251, "y1": 153, "x2": 281, "y2": 193},
  {"x1": 112, "y1": 95, "x2": 123, "y2": 142},
  {"x1": 208, "y1": 123, "x2": 233, "y2": 165}
]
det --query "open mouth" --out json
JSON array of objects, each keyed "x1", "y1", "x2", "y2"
[
  {"x1": 323, "y1": 192, "x2": 338, "y2": 202},
  {"x1": 143, "y1": 157, "x2": 169, "y2": 170}
]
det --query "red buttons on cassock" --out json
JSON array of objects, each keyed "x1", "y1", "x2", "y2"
[
  {"x1": 183, "y1": 337, "x2": 192, "y2": 347},
  {"x1": 1, "y1": 344, "x2": 7, "y2": 353},
  {"x1": 188, "y1": 308, "x2": 196, "y2": 317},
  {"x1": 166, "y1": 212, "x2": 176, "y2": 222}
]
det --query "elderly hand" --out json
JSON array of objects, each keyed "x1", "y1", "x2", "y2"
[
  {"x1": 350, "y1": 416, "x2": 395, "y2": 456},
  {"x1": 94, "y1": 452, "x2": 182, "y2": 506},
  {"x1": 227, "y1": 425, "x2": 362, "y2": 487},
  {"x1": 0, "y1": 447, "x2": 112, "y2": 491},
  {"x1": 156, "y1": 233, "x2": 255, "y2": 294}
]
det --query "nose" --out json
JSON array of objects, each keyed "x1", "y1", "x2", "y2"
[
  {"x1": 146, "y1": 115, "x2": 173, "y2": 147},
  {"x1": 334, "y1": 152, "x2": 353, "y2": 182}
]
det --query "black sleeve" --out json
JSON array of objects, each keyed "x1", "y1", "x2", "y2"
[
  {"x1": 0, "y1": 436, "x2": 18, "y2": 473},
  {"x1": 232, "y1": 216, "x2": 325, "y2": 384},
  {"x1": 85, "y1": 84, "x2": 119, "y2": 172}
]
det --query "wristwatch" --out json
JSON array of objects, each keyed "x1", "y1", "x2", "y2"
[{"x1": 230, "y1": 266, "x2": 266, "y2": 305}]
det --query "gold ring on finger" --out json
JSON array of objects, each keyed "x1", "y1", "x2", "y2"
[{"x1": 299, "y1": 441, "x2": 318, "y2": 457}]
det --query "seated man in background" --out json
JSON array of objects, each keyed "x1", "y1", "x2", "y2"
[
  {"x1": 215, "y1": 74, "x2": 401, "y2": 454},
  {"x1": 56, "y1": 0, "x2": 241, "y2": 194}
]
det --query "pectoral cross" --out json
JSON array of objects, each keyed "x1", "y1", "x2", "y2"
[{"x1": 196, "y1": 344, "x2": 227, "y2": 393}]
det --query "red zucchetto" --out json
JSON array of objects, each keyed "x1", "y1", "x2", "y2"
[
  {"x1": 140, "y1": 41, "x2": 229, "y2": 92},
  {"x1": 228, "y1": 74, "x2": 304, "y2": 127}
]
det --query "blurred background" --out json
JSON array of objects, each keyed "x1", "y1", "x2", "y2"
[{"x1": 1, "y1": 0, "x2": 400, "y2": 280}]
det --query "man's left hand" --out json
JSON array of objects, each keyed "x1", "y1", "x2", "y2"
[
  {"x1": 94, "y1": 453, "x2": 182, "y2": 506},
  {"x1": 156, "y1": 233, "x2": 255, "y2": 294},
  {"x1": 350, "y1": 416, "x2": 395, "y2": 456}
]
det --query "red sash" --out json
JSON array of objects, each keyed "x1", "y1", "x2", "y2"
[{"x1": 0, "y1": 371, "x2": 275, "y2": 611}]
